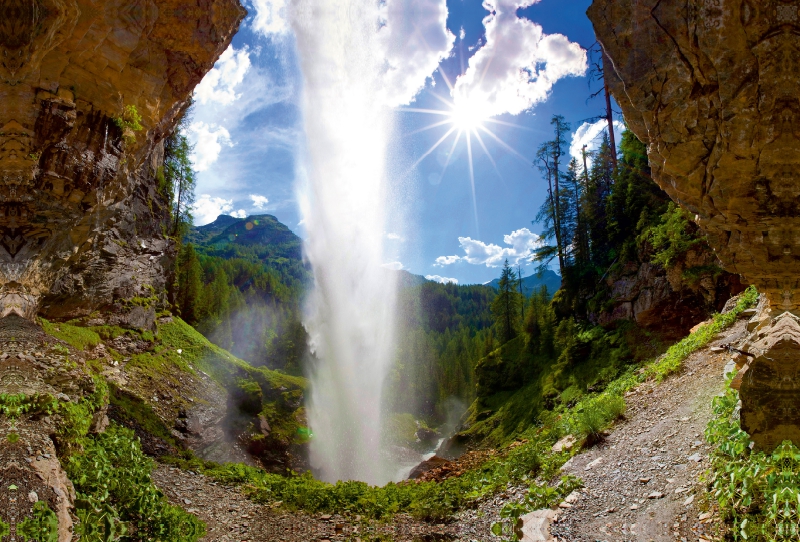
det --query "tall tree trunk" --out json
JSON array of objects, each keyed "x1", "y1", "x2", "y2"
[
  {"x1": 173, "y1": 165, "x2": 183, "y2": 237},
  {"x1": 602, "y1": 51, "x2": 618, "y2": 170},
  {"x1": 552, "y1": 147, "x2": 565, "y2": 276}
]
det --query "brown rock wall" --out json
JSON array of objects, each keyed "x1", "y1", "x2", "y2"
[
  {"x1": 0, "y1": 0, "x2": 245, "y2": 318},
  {"x1": 588, "y1": 0, "x2": 800, "y2": 310}
]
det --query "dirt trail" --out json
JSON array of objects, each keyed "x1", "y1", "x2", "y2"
[{"x1": 550, "y1": 319, "x2": 747, "y2": 541}]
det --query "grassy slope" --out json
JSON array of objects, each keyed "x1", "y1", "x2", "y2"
[{"x1": 41, "y1": 315, "x2": 309, "y2": 459}]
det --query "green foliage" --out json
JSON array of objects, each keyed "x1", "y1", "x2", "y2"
[
  {"x1": 491, "y1": 475, "x2": 583, "y2": 541},
  {"x1": 492, "y1": 260, "x2": 523, "y2": 344},
  {"x1": 645, "y1": 285, "x2": 758, "y2": 380},
  {"x1": 168, "y1": 434, "x2": 557, "y2": 522},
  {"x1": 571, "y1": 393, "x2": 625, "y2": 443},
  {"x1": 706, "y1": 385, "x2": 800, "y2": 540},
  {"x1": 112, "y1": 105, "x2": 143, "y2": 147},
  {"x1": 39, "y1": 318, "x2": 101, "y2": 351},
  {"x1": 642, "y1": 202, "x2": 701, "y2": 268},
  {"x1": 0, "y1": 393, "x2": 58, "y2": 419},
  {"x1": 0, "y1": 520, "x2": 8, "y2": 538},
  {"x1": 67, "y1": 424, "x2": 204, "y2": 542},
  {"x1": 163, "y1": 117, "x2": 196, "y2": 237},
  {"x1": 174, "y1": 215, "x2": 310, "y2": 371},
  {"x1": 17, "y1": 501, "x2": 59, "y2": 542}
]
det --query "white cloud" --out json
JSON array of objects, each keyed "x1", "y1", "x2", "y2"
[
  {"x1": 232, "y1": 209, "x2": 247, "y2": 218},
  {"x1": 426, "y1": 274, "x2": 459, "y2": 284},
  {"x1": 194, "y1": 46, "x2": 252, "y2": 106},
  {"x1": 570, "y1": 119, "x2": 626, "y2": 165},
  {"x1": 435, "y1": 255, "x2": 461, "y2": 266},
  {"x1": 251, "y1": 0, "x2": 289, "y2": 36},
  {"x1": 193, "y1": 194, "x2": 236, "y2": 225},
  {"x1": 188, "y1": 122, "x2": 233, "y2": 172},
  {"x1": 452, "y1": 0, "x2": 586, "y2": 117},
  {"x1": 382, "y1": 261, "x2": 404, "y2": 271},
  {"x1": 250, "y1": 194, "x2": 270, "y2": 209},
  {"x1": 386, "y1": 232, "x2": 404, "y2": 241},
  {"x1": 377, "y1": 0, "x2": 456, "y2": 106},
  {"x1": 435, "y1": 228, "x2": 543, "y2": 267}
]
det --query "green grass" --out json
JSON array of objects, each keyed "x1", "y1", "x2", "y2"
[
  {"x1": 39, "y1": 318, "x2": 101, "y2": 350},
  {"x1": 645, "y1": 285, "x2": 758, "y2": 380},
  {"x1": 109, "y1": 384, "x2": 180, "y2": 448}
]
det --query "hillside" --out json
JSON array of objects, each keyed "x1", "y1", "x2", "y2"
[{"x1": 487, "y1": 269, "x2": 562, "y2": 297}]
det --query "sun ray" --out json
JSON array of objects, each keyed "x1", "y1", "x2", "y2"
[
  {"x1": 478, "y1": 125, "x2": 530, "y2": 164},
  {"x1": 437, "y1": 66, "x2": 455, "y2": 92},
  {"x1": 484, "y1": 118, "x2": 537, "y2": 131},
  {"x1": 398, "y1": 107, "x2": 451, "y2": 116},
  {"x1": 465, "y1": 131, "x2": 480, "y2": 236},
  {"x1": 438, "y1": 128, "x2": 462, "y2": 176},
  {"x1": 404, "y1": 118, "x2": 453, "y2": 137},
  {"x1": 427, "y1": 91, "x2": 456, "y2": 109},
  {"x1": 409, "y1": 125, "x2": 459, "y2": 169},
  {"x1": 472, "y1": 128, "x2": 498, "y2": 172}
]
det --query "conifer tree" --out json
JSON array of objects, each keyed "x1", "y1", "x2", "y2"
[
  {"x1": 491, "y1": 259, "x2": 522, "y2": 344},
  {"x1": 163, "y1": 114, "x2": 196, "y2": 237},
  {"x1": 175, "y1": 243, "x2": 204, "y2": 325}
]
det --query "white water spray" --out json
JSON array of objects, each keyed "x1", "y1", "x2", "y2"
[{"x1": 291, "y1": 0, "x2": 399, "y2": 484}]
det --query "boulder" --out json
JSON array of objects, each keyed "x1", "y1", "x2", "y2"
[{"x1": 408, "y1": 455, "x2": 451, "y2": 480}]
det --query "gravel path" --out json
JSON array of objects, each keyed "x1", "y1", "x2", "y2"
[{"x1": 549, "y1": 319, "x2": 747, "y2": 541}]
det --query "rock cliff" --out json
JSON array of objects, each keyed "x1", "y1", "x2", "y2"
[
  {"x1": 0, "y1": 0, "x2": 244, "y2": 320},
  {"x1": 588, "y1": 0, "x2": 800, "y2": 449},
  {"x1": 0, "y1": 0, "x2": 245, "y2": 537}
]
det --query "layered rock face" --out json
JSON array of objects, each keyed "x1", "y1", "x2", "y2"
[
  {"x1": 0, "y1": 0, "x2": 245, "y2": 537},
  {"x1": 0, "y1": 0, "x2": 243, "y2": 320},
  {"x1": 587, "y1": 0, "x2": 800, "y2": 448}
]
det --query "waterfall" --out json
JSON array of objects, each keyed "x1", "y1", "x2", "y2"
[{"x1": 291, "y1": 0, "x2": 399, "y2": 484}]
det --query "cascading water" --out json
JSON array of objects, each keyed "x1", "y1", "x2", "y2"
[{"x1": 291, "y1": 0, "x2": 399, "y2": 484}]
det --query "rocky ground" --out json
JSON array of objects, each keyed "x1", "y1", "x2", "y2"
[
  {"x1": 547, "y1": 320, "x2": 747, "y2": 542},
  {"x1": 152, "y1": 465, "x2": 462, "y2": 541},
  {"x1": 151, "y1": 319, "x2": 743, "y2": 542}
]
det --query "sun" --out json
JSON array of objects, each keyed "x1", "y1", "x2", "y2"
[{"x1": 449, "y1": 100, "x2": 488, "y2": 132}]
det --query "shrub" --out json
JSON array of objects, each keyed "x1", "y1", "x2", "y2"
[
  {"x1": 67, "y1": 424, "x2": 204, "y2": 542},
  {"x1": 705, "y1": 385, "x2": 800, "y2": 541}
]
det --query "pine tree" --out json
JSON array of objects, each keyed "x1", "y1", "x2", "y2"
[
  {"x1": 175, "y1": 243, "x2": 204, "y2": 325},
  {"x1": 163, "y1": 114, "x2": 196, "y2": 237},
  {"x1": 491, "y1": 259, "x2": 522, "y2": 344}
]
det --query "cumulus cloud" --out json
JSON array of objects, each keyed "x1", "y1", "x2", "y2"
[
  {"x1": 250, "y1": 0, "x2": 289, "y2": 36},
  {"x1": 194, "y1": 194, "x2": 236, "y2": 225},
  {"x1": 194, "y1": 46, "x2": 252, "y2": 106},
  {"x1": 381, "y1": 261, "x2": 405, "y2": 271},
  {"x1": 435, "y1": 228, "x2": 543, "y2": 267},
  {"x1": 232, "y1": 209, "x2": 248, "y2": 218},
  {"x1": 377, "y1": 0, "x2": 456, "y2": 106},
  {"x1": 426, "y1": 274, "x2": 459, "y2": 284},
  {"x1": 570, "y1": 119, "x2": 626, "y2": 165},
  {"x1": 250, "y1": 194, "x2": 270, "y2": 209},
  {"x1": 188, "y1": 122, "x2": 233, "y2": 172},
  {"x1": 435, "y1": 255, "x2": 461, "y2": 266},
  {"x1": 452, "y1": 0, "x2": 586, "y2": 117}
]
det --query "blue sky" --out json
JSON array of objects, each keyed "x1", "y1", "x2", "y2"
[{"x1": 189, "y1": 0, "x2": 621, "y2": 285}]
